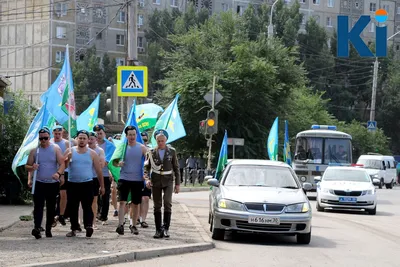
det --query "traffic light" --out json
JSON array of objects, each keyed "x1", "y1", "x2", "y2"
[
  {"x1": 206, "y1": 109, "x2": 218, "y2": 135},
  {"x1": 105, "y1": 84, "x2": 118, "y2": 122},
  {"x1": 199, "y1": 120, "x2": 206, "y2": 135}
]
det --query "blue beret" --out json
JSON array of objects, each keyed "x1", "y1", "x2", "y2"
[
  {"x1": 39, "y1": 128, "x2": 50, "y2": 135},
  {"x1": 93, "y1": 124, "x2": 105, "y2": 131},
  {"x1": 52, "y1": 125, "x2": 63, "y2": 131},
  {"x1": 154, "y1": 129, "x2": 168, "y2": 140},
  {"x1": 77, "y1": 130, "x2": 89, "y2": 137}
]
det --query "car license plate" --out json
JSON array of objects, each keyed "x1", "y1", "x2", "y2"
[
  {"x1": 248, "y1": 216, "x2": 280, "y2": 225},
  {"x1": 339, "y1": 197, "x2": 357, "y2": 203}
]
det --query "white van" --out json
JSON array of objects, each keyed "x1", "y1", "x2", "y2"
[{"x1": 356, "y1": 153, "x2": 397, "y2": 189}]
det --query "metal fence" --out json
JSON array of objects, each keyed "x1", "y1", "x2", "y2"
[{"x1": 181, "y1": 167, "x2": 213, "y2": 186}]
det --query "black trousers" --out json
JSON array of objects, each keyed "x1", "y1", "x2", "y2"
[
  {"x1": 98, "y1": 177, "x2": 111, "y2": 221},
  {"x1": 67, "y1": 181, "x2": 94, "y2": 231},
  {"x1": 33, "y1": 181, "x2": 59, "y2": 230}
]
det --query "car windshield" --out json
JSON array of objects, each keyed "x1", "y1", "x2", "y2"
[
  {"x1": 356, "y1": 159, "x2": 382, "y2": 170},
  {"x1": 323, "y1": 168, "x2": 371, "y2": 182},
  {"x1": 223, "y1": 165, "x2": 299, "y2": 188}
]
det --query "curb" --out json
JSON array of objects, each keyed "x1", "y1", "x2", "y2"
[
  {"x1": 0, "y1": 209, "x2": 33, "y2": 233},
  {"x1": 18, "y1": 203, "x2": 214, "y2": 267},
  {"x1": 180, "y1": 187, "x2": 210, "y2": 192},
  {"x1": 19, "y1": 243, "x2": 214, "y2": 267}
]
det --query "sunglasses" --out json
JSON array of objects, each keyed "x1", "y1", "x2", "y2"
[{"x1": 39, "y1": 137, "x2": 49, "y2": 141}]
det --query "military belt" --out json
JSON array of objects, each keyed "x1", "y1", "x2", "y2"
[{"x1": 152, "y1": 169, "x2": 173, "y2": 175}]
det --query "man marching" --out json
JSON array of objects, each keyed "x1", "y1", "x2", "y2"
[
  {"x1": 113, "y1": 126, "x2": 148, "y2": 235},
  {"x1": 144, "y1": 129, "x2": 180, "y2": 238},
  {"x1": 26, "y1": 128, "x2": 66, "y2": 239}
]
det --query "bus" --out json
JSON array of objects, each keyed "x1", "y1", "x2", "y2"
[{"x1": 293, "y1": 125, "x2": 353, "y2": 191}]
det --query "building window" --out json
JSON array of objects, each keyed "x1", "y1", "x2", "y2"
[
  {"x1": 56, "y1": 51, "x2": 65, "y2": 63},
  {"x1": 237, "y1": 5, "x2": 244, "y2": 16},
  {"x1": 284, "y1": 0, "x2": 291, "y2": 3},
  {"x1": 383, "y1": 4, "x2": 389, "y2": 13},
  {"x1": 56, "y1": 26, "x2": 66, "y2": 39},
  {"x1": 55, "y1": 3, "x2": 68, "y2": 16},
  {"x1": 118, "y1": 11, "x2": 126, "y2": 23},
  {"x1": 355, "y1": 2, "x2": 359, "y2": 8},
  {"x1": 302, "y1": 16, "x2": 306, "y2": 24},
  {"x1": 137, "y1": 37, "x2": 143, "y2": 48},
  {"x1": 313, "y1": 0, "x2": 320, "y2": 5},
  {"x1": 326, "y1": 17, "x2": 332, "y2": 27},
  {"x1": 139, "y1": 0, "x2": 145, "y2": 7},
  {"x1": 370, "y1": 3, "x2": 376, "y2": 12},
  {"x1": 299, "y1": 0, "x2": 305, "y2": 3},
  {"x1": 153, "y1": 0, "x2": 160, "y2": 5},
  {"x1": 327, "y1": 0, "x2": 333, "y2": 7},
  {"x1": 171, "y1": 0, "x2": 178, "y2": 7},
  {"x1": 370, "y1": 22, "x2": 375, "y2": 32},
  {"x1": 116, "y1": 58, "x2": 125, "y2": 66},
  {"x1": 116, "y1": 34, "x2": 125, "y2": 46},
  {"x1": 396, "y1": 45, "x2": 399, "y2": 51},
  {"x1": 397, "y1": 7, "x2": 400, "y2": 14},
  {"x1": 96, "y1": 31, "x2": 102, "y2": 40},
  {"x1": 222, "y1": 3, "x2": 229, "y2": 11},
  {"x1": 138, "y1": 14, "x2": 144, "y2": 27}
]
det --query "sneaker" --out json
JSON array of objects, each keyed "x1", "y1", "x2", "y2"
[
  {"x1": 86, "y1": 227, "x2": 93, "y2": 238},
  {"x1": 58, "y1": 215, "x2": 66, "y2": 226},
  {"x1": 116, "y1": 225, "x2": 124, "y2": 235},
  {"x1": 66, "y1": 231, "x2": 76, "y2": 237},
  {"x1": 45, "y1": 231, "x2": 52, "y2": 238},
  {"x1": 129, "y1": 225, "x2": 139, "y2": 235},
  {"x1": 113, "y1": 210, "x2": 118, "y2": 217},
  {"x1": 31, "y1": 228, "x2": 41, "y2": 239}
]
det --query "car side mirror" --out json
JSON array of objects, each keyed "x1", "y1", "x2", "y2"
[
  {"x1": 207, "y1": 178, "x2": 220, "y2": 187},
  {"x1": 205, "y1": 175, "x2": 213, "y2": 181},
  {"x1": 302, "y1": 182, "x2": 312, "y2": 191},
  {"x1": 314, "y1": 176, "x2": 321, "y2": 183}
]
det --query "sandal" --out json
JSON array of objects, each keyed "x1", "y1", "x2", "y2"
[{"x1": 141, "y1": 221, "x2": 149, "y2": 228}]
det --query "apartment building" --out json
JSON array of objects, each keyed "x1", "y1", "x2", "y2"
[{"x1": 0, "y1": 0, "x2": 132, "y2": 106}]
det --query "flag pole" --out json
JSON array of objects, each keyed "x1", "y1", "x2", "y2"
[
  {"x1": 66, "y1": 45, "x2": 72, "y2": 161},
  {"x1": 32, "y1": 101, "x2": 47, "y2": 194}
]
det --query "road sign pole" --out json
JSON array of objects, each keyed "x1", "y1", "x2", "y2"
[
  {"x1": 207, "y1": 75, "x2": 217, "y2": 174},
  {"x1": 233, "y1": 143, "x2": 235, "y2": 159}
]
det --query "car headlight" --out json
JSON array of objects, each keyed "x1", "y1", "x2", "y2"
[
  {"x1": 218, "y1": 199, "x2": 245, "y2": 211},
  {"x1": 362, "y1": 189, "x2": 376, "y2": 195},
  {"x1": 286, "y1": 202, "x2": 310, "y2": 213},
  {"x1": 321, "y1": 188, "x2": 334, "y2": 194},
  {"x1": 373, "y1": 174, "x2": 379, "y2": 178}
]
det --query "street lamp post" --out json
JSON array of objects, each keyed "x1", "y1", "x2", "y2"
[
  {"x1": 369, "y1": 30, "x2": 400, "y2": 126},
  {"x1": 268, "y1": 0, "x2": 280, "y2": 38}
]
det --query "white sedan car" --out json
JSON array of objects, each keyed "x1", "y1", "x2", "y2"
[{"x1": 316, "y1": 166, "x2": 377, "y2": 215}]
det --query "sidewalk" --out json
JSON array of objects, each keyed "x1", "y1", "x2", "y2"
[
  {"x1": 0, "y1": 205, "x2": 33, "y2": 232},
  {"x1": 0, "y1": 201, "x2": 212, "y2": 267}
]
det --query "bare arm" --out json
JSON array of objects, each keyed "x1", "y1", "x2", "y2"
[
  {"x1": 92, "y1": 151, "x2": 105, "y2": 192},
  {"x1": 144, "y1": 150, "x2": 151, "y2": 178},
  {"x1": 55, "y1": 146, "x2": 66, "y2": 175},
  {"x1": 63, "y1": 148, "x2": 72, "y2": 168},
  {"x1": 98, "y1": 147, "x2": 106, "y2": 168},
  {"x1": 25, "y1": 149, "x2": 37, "y2": 172}
]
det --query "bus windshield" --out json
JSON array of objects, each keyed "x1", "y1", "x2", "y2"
[{"x1": 295, "y1": 137, "x2": 351, "y2": 164}]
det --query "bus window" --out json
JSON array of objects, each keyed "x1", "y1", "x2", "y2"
[
  {"x1": 324, "y1": 138, "x2": 351, "y2": 164},
  {"x1": 295, "y1": 137, "x2": 323, "y2": 163}
]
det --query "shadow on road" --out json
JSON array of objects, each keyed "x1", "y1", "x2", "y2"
[
  {"x1": 321, "y1": 209, "x2": 394, "y2": 217},
  {"x1": 220, "y1": 231, "x2": 336, "y2": 248}
]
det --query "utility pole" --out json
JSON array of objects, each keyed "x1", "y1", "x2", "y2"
[
  {"x1": 206, "y1": 75, "x2": 216, "y2": 175},
  {"x1": 369, "y1": 57, "x2": 378, "y2": 122},
  {"x1": 267, "y1": 0, "x2": 279, "y2": 38},
  {"x1": 126, "y1": 0, "x2": 138, "y2": 115},
  {"x1": 369, "y1": 30, "x2": 400, "y2": 127}
]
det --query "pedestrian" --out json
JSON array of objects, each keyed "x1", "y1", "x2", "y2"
[
  {"x1": 144, "y1": 129, "x2": 180, "y2": 238},
  {"x1": 51, "y1": 125, "x2": 71, "y2": 226},
  {"x1": 64, "y1": 130, "x2": 105, "y2": 238},
  {"x1": 88, "y1": 131, "x2": 105, "y2": 230},
  {"x1": 93, "y1": 124, "x2": 115, "y2": 225},
  {"x1": 26, "y1": 128, "x2": 66, "y2": 239},
  {"x1": 136, "y1": 131, "x2": 151, "y2": 228},
  {"x1": 113, "y1": 126, "x2": 148, "y2": 235}
]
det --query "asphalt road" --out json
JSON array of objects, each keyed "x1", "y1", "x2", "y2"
[{"x1": 106, "y1": 188, "x2": 400, "y2": 267}]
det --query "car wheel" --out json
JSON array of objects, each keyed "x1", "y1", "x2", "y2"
[
  {"x1": 316, "y1": 201, "x2": 324, "y2": 212},
  {"x1": 297, "y1": 230, "x2": 311, "y2": 245},
  {"x1": 211, "y1": 215, "x2": 225, "y2": 240},
  {"x1": 367, "y1": 206, "x2": 377, "y2": 215},
  {"x1": 379, "y1": 179, "x2": 384, "y2": 189},
  {"x1": 208, "y1": 213, "x2": 211, "y2": 224}
]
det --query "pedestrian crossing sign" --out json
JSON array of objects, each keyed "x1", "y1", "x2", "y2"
[{"x1": 117, "y1": 66, "x2": 148, "y2": 97}]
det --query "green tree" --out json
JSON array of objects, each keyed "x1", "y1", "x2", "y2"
[
  {"x1": 71, "y1": 46, "x2": 116, "y2": 121},
  {"x1": 0, "y1": 91, "x2": 33, "y2": 204},
  {"x1": 157, "y1": 12, "x2": 307, "y2": 158},
  {"x1": 272, "y1": 0, "x2": 303, "y2": 47}
]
